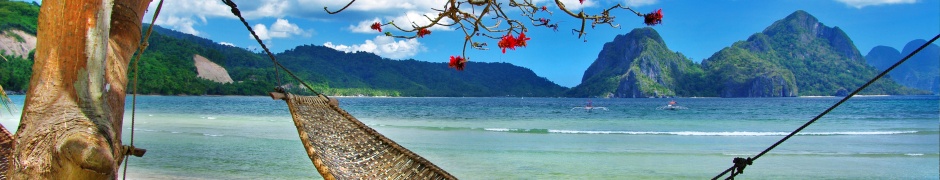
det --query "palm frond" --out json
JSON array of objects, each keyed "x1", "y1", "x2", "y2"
[{"x1": 0, "y1": 85, "x2": 13, "y2": 116}]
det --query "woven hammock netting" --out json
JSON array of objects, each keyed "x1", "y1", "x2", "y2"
[
  {"x1": 0, "y1": 125, "x2": 11, "y2": 180},
  {"x1": 280, "y1": 93, "x2": 456, "y2": 180}
]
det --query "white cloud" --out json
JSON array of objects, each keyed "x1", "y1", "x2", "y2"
[
  {"x1": 300, "y1": 0, "x2": 441, "y2": 13},
  {"x1": 252, "y1": 24, "x2": 271, "y2": 40},
  {"x1": 243, "y1": 0, "x2": 292, "y2": 18},
  {"x1": 349, "y1": 18, "x2": 383, "y2": 33},
  {"x1": 532, "y1": 0, "x2": 596, "y2": 10},
  {"x1": 144, "y1": 0, "x2": 233, "y2": 36},
  {"x1": 251, "y1": 18, "x2": 311, "y2": 41},
  {"x1": 146, "y1": 0, "x2": 610, "y2": 37},
  {"x1": 143, "y1": 0, "x2": 450, "y2": 37},
  {"x1": 270, "y1": 19, "x2": 312, "y2": 37},
  {"x1": 160, "y1": 16, "x2": 201, "y2": 35},
  {"x1": 323, "y1": 35, "x2": 424, "y2": 59},
  {"x1": 388, "y1": 11, "x2": 453, "y2": 31},
  {"x1": 349, "y1": 11, "x2": 453, "y2": 34},
  {"x1": 623, "y1": 0, "x2": 658, "y2": 7},
  {"x1": 834, "y1": 0, "x2": 917, "y2": 8},
  {"x1": 219, "y1": 42, "x2": 236, "y2": 46}
]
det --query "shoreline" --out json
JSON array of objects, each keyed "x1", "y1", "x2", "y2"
[
  {"x1": 117, "y1": 94, "x2": 938, "y2": 98},
  {"x1": 6, "y1": 94, "x2": 938, "y2": 99}
]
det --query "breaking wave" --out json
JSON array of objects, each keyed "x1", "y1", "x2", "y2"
[{"x1": 483, "y1": 129, "x2": 919, "y2": 136}]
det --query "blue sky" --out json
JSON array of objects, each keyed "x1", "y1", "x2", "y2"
[{"x1": 28, "y1": 0, "x2": 940, "y2": 87}]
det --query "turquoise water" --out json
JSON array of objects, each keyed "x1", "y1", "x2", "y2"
[{"x1": 0, "y1": 95, "x2": 937, "y2": 179}]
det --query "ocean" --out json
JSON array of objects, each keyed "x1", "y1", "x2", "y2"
[{"x1": 0, "y1": 95, "x2": 937, "y2": 179}]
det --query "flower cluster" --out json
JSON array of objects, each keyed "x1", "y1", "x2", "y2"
[
  {"x1": 417, "y1": 28, "x2": 431, "y2": 38},
  {"x1": 449, "y1": 56, "x2": 466, "y2": 71},
  {"x1": 370, "y1": 22, "x2": 382, "y2": 32},
  {"x1": 496, "y1": 32, "x2": 531, "y2": 54},
  {"x1": 332, "y1": 1, "x2": 663, "y2": 71},
  {"x1": 643, "y1": 9, "x2": 663, "y2": 26}
]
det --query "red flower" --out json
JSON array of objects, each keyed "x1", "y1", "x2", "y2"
[
  {"x1": 497, "y1": 34, "x2": 517, "y2": 53},
  {"x1": 541, "y1": 6, "x2": 547, "y2": 11},
  {"x1": 516, "y1": 32, "x2": 530, "y2": 47},
  {"x1": 643, "y1": 9, "x2": 663, "y2": 26},
  {"x1": 497, "y1": 32, "x2": 532, "y2": 53},
  {"x1": 449, "y1": 56, "x2": 466, "y2": 71},
  {"x1": 370, "y1": 22, "x2": 382, "y2": 32},
  {"x1": 417, "y1": 28, "x2": 431, "y2": 38}
]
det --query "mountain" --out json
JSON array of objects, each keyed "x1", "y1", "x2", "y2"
[
  {"x1": 865, "y1": 46, "x2": 901, "y2": 71},
  {"x1": 137, "y1": 25, "x2": 570, "y2": 96},
  {"x1": 1, "y1": 18, "x2": 568, "y2": 97},
  {"x1": 865, "y1": 40, "x2": 940, "y2": 94},
  {"x1": 273, "y1": 45, "x2": 568, "y2": 97},
  {"x1": 566, "y1": 27, "x2": 709, "y2": 98},
  {"x1": 570, "y1": 10, "x2": 924, "y2": 98},
  {"x1": 0, "y1": 0, "x2": 569, "y2": 98},
  {"x1": 701, "y1": 10, "x2": 923, "y2": 97}
]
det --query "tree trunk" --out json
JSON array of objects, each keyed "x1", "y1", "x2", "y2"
[{"x1": 10, "y1": 0, "x2": 150, "y2": 178}]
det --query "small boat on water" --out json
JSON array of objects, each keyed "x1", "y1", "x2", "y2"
[
  {"x1": 571, "y1": 106, "x2": 609, "y2": 112},
  {"x1": 572, "y1": 100, "x2": 608, "y2": 112},
  {"x1": 657, "y1": 100, "x2": 688, "y2": 110}
]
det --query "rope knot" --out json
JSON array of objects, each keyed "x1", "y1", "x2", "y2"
[
  {"x1": 732, "y1": 157, "x2": 752, "y2": 175},
  {"x1": 223, "y1": 0, "x2": 241, "y2": 16},
  {"x1": 123, "y1": 145, "x2": 147, "y2": 157}
]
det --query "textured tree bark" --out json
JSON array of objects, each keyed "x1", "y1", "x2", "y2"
[{"x1": 9, "y1": 0, "x2": 150, "y2": 178}]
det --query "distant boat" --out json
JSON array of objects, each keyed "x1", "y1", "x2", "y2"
[
  {"x1": 573, "y1": 100, "x2": 608, "y2": 112},
  {"x1": 571, "y1": 106, "x2": 609, "y2": 112},
  {"x1": 657, "y1": 100, "x2": 687, "y2": 110}
]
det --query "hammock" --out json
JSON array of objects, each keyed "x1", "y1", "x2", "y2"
[
  {"x1": 0, "y1": 124, "x2": 12, "y2": 180},
  {"x1": 271, "y1": 92, "x2": 456, "y2": 180}
]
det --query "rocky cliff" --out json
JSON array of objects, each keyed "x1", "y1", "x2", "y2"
[
  {"x1": 702, "y1": 45, "x2": 798, "y2": 97},
  {"x1": 568, "y1": 27, "x2": 706, "y2": 98},
  {"x1": 0, "y1": 29, "x2": 35, "y2": 59},
  {"x1": 570, "y1": 10, "x2": 922, "y2": 98},
  {"x1": 193, "y1": 54, "x2": 234, "y2": 83},
  {"x1": 702, "y1": 10, "x2": 919, "y2": 97},
  {"x1": 866, "y1": 40, "x2": 940, "y2": 94}
]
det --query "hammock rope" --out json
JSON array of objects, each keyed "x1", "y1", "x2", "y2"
[
  {"x1": 712, "y1": 34, "x2": 940, "y2": 180},
  {"x1": 221, "y1": 0, "x2": 320, "y2": 96},
  {"x1": 221, "y1": 0, "x2": 454, "y2": 178},
  {"x1": 122, "y1": 0, "x2": 164, "y2": 179}
]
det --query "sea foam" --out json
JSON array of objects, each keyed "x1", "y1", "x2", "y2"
[{"x1": 483, "y1": 129, "x2": 918, "y2": 136}]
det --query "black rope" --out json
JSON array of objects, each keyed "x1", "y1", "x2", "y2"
[
  {"x1": 712, "y1": 33, "x2": 940, "y2": 180},
  {"x1": 221, "y1": 0, "x2": 324, "y2": 96}
]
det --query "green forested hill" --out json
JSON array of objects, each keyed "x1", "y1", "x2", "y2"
[
  {"x1": 701, "y1": 10, "x2": 922, "y2": 96},
  {"x1": 0, "y1": 0, "x2": 39, "y2": 34},
  {"x1": 0, "y1": 53, "x2": 31, "y2": 93},
  {"x1": 133, "y1": 25, "x2": 569, "y2": 96},
  {"x1": 566, "y1": 27, "x2": 709, "y2": 98},
  {"x1": 570, "y1": 10, "x2": 926, "y2": 98},
  {"x1": 275, "y1": 45, "x2": 566, "y2": 97},
  {"x1": 865, "y1": 40, "x2": 940, "y2": 94},
  {"x1": 3, "y1": 13, "x2": 568, "y2": 97},
  {"x1": 0, "y1": 0, "x2": 38, "y2": 93}
]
